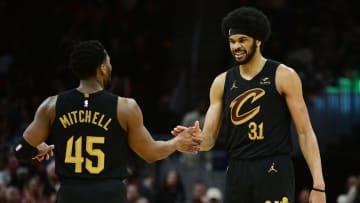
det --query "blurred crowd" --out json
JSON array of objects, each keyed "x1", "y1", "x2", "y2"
[{"x1": 0, "y1": 0, "x2": 359, "y2": 202}]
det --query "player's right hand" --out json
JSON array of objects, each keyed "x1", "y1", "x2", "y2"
[{"x1": 33, "y1": 143, "x2": 55, "y2": 162}]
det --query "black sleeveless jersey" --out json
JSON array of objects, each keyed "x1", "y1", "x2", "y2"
[
  {"x1": 49, "y1": 89, "x2": 129, "y2": 180},
  {"x1": 223, "y1": 59, "x2": 292, "y2": 159}
]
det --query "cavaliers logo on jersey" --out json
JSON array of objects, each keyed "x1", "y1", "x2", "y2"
[{"x1": 230, "y1": 88, "x2": 265, "y2": 125}]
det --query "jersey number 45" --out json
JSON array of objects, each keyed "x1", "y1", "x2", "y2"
[{"x1": 65, "y1": 136, "x2": 105, "y2": 174}]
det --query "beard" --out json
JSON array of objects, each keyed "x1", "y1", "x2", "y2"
[{"x1": 233, "y1": 40, "x2": 257, "y2": 65}]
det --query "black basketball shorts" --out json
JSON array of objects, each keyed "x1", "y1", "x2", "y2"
[
  {"x1": 224, "y1": 155, "x2": 295, "y2": 203},
  {"x1": 56, "y1": 179, "x2": 127, "y2": 203}
]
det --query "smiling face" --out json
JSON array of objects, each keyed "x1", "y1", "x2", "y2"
[{"x1": 229, "y1": 34, "x2": 258, "y2": 64}]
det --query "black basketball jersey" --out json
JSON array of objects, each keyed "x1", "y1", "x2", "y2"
[
  {"x1": 49, "y1": 89, "x2": 128, "y2": 180},
  {"x1": 223, "y1": 59, "x2": 292, "y2": 159}
]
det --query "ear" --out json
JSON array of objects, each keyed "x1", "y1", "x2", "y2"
[
  {"x1": 99, "y1": 64, "x2": 107, "y2": 75},
  {"x1": 256, "y1": 40, "x2": 262, "y2": 47}
]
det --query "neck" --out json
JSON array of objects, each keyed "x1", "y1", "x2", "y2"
[
  {"x1": 77, "y1": 79, "x2": 104, "y2": 93},
  {"x1": 239, "y1": 52, "x2": 266, "y2": 78}
]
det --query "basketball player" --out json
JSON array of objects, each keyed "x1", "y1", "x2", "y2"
[
  {"x1": 14, "y1": 40, "x2": 202, "y2": 203},
  {"x1": 172, "y1": 7, "x2": 326, "y2": 203}
]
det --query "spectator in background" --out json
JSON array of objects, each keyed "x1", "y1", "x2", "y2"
[
  {"x1": 0, "y1": 156, "x2": 11, "y2": 187},
  {"x1": 45, "y1": 159, "x2": 59, "y2": 191},
  {"x1": 337, "y1": 175, "x2": 360, "y2": 203},
  {"x1": 127, "y1": 183, "x2": 149, "y2": 203},
  {"x1": 156, "y1": 169, "x2": 186, "y2": 203},
  {"x1": 0, "y1": 184, "x2": 6, "y2": 203},
  {"x1": 182, "y1": 99, "x2": 208, "y2": 128},
  {"x1": 138, "y1": 172, "x2": 156, "y2": 203},
  {"x1": 205, "y1": 187, "x2": 222, "y2": 203},
  {"x1": 5, "y1": 186, "x2": 21, "y2": 203},
  {"x1": 192, "y1": 180, "x2": 208, "y2": 203},
  {"x1": 45, "y1": 159, "x2": 58, "y2": 203},
  {"x1": 22, "y1": 175, "x2": 50, "y2": 203}
]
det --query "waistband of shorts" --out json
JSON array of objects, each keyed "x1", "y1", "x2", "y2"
[
  {"x1": 230, "y1": 154, "x2": 291, "y2": 162},
  {"x1": 60, "y1": 177, "x2": 125, "y2": 185}
]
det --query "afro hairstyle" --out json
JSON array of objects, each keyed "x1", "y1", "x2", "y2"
[{"x1": 221, "y1": 6, "x2": 271, "y2": 42}]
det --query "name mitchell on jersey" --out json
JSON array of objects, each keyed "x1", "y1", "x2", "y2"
[{"x1": 58, "y1": 110, "x2": 112, "y2": 131}]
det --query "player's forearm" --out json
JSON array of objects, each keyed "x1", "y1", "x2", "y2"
[
  {"x1": 147, "y1": 140, "x2": 177, "y2": 163},
  {"x1": 298, "y1": 132, "x2": 325, "y2": 188},
  {"x1": 199, "y1": 132, "x2": 216, "y2": 151},
  {"x1": 199, "y1": 108, "x2": 222, "y2": 151}
]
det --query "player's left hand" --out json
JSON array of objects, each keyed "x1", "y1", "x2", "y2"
[
  {"x1": 171, "y1": 120, "x2": 202, "y2": 137},
  {"x1": 171, "y1": 125, "x2": 187, "y2": 136},
  {"x1": 309, "y1": 190, "x2": 326, "y2": 203},
  {"x1": 32, "y1": 143, "x2": 55, "y2": 162}
]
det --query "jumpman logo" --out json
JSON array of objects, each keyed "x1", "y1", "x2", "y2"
[
  {"x1": 267, "y1": 162, "x2": 278, "y2": 173},
  {"x1": 230, "y1": 80, "x2": 238, "y2": 90}
]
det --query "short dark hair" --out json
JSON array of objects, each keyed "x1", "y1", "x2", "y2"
[
  {"x1": 221, "y1": 7, "x2": 271, "y2": 42},
  {"x1": 69, "y1": 40, "x2": 106, "y2": 79}
]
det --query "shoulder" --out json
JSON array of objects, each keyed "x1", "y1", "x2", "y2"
[
  {"x1": 276, "y1": 63, "x2": 298, "y2": 78},
  {"x1": 212, "y1": 71, "x2": 227, "y2": 86},
  {"x1": 116, "y1": 97, "x2": 142, "y2": 131},
  {"x1": 117, "y1": 96, "x2": 142, "y2": 117},
  {"x1": 216, "y1": 71, "x2": 227, "y2": 80},
  {"x1": 208, "y1": 71, "x2": 227, "y2": 100},
  {"x1": 35, "y1": 95, "x2": 57, "y2": 122},
  {"x1": 40, "y1": 95, "x2": 57, "y2": 112},
  {"x1": 117, "y1": 96, "x2": 138, "y2": 109},
  {"x1": 275, "y1": 64, "x2": 302, "y2": 94}
]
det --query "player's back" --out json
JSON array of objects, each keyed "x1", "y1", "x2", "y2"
[{"x1": 49, "y1": 89, "x2": 128, "y2": 203}]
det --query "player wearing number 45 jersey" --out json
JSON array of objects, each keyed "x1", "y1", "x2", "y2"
[
  {"x1": 172, "y1": 6, "x2": 326, "y2": 203},
  {"x1": 14, "y1": 40, "x2": 201, "y2": 203}
]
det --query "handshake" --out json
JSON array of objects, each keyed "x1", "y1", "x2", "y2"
[{"x1": 171, "y1": 120, "x2": 203, "y2": 154}]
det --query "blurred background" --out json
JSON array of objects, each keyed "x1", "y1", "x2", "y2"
[{"x1": 0, "y1": 0, "x2": 359, "y2": 202}]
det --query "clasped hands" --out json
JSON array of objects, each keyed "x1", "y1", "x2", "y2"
[{"x1": 171, "y1": 121, "x2": 202, "y2": 154}]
